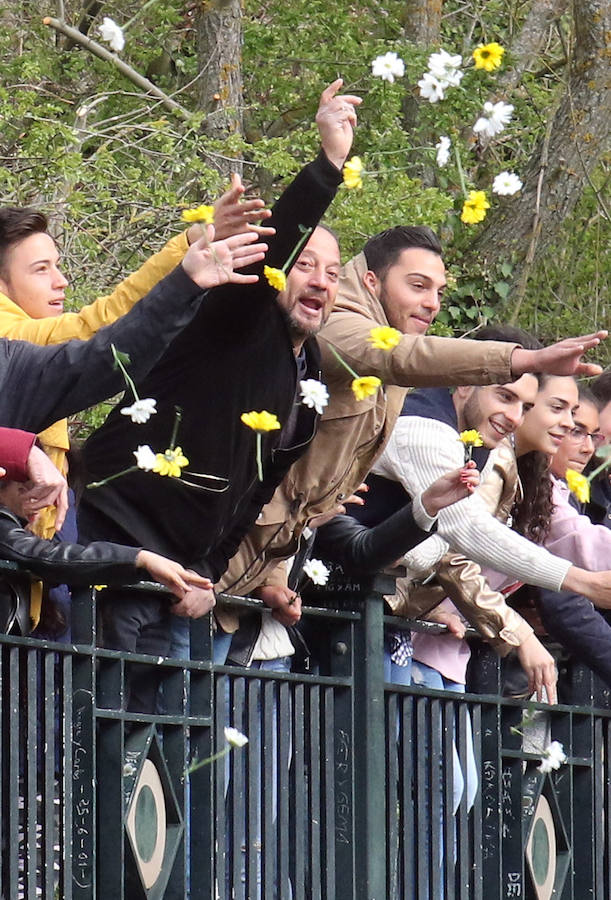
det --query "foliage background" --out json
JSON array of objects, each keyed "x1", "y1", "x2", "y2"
[{"x1": 0, "y1": 0, "x2": 608, "y2": 399}]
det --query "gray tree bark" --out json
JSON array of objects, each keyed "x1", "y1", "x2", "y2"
[
  {"x1": 465, "y1": 0, "x2": 610, "y2": 322},
  {"x1": 499, "y1": 0, "x2": 570, "y2": 91},
  {"x1": 401, "y1": 0, "x2": 442, "y2": 45}
]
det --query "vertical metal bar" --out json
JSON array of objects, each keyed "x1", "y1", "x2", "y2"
[
  {"x1": 26, "y1": 648, "x2": 39, "y2": 899},
  {"x1": 292, "y1": 683, "x2": 306, "y2": 900},
  {"x1": 441, "y1": 699, "x2": 455, "y2": 900},
  {"x1": 352, "y1": 578, "x2": 390, "y2": 900},
  {"x1": 308, "y1": 685, "x2": 322, "y2": 898},
  {"x1": 189, "y1": 615, "x2": 214, "y2": 900},
  {"x1": 7, "y1": 647, "x2": 21, "y2": 897},
  {"x1": 470, "y1": 702, "x2": 483, "y2": 900},
  {"x1": 479, "y1": 699, "x2": 502, "y2": 892},
  {"x1": 260, "y1": 676, "x2": 274, "y2": 900},
  {"x1": 278, "y1": 679, "x2": 292, "y2": 899},
  {"x1": 429, "y1": 697, "x2": 442, "y2": 900},
  {"x1": 499, "y1": 708, "x2": 525, "y2": 899},
  {"x1": 400, "y1": 693, "x2": 415, "y2": 899},
  {"x1": 386, "y1": 692, "x2": 399, "y2": 900},
  {"x1": 322, "y1": 686, "x2": 335, "y2": 899},
  {"x1": 214, "y1": 674, "x2": 228, "y2": 900},
  {"x1": 42, "y1": 650, "x2": 57, "y2": 900},
  {"x1": 328, "y1": 622, "x2": 354, "y2": 900},
  {"x1": 97, "y1": 720, "x2": 124, "y2": 898},
  {"x1": 415, "y1": 696, "x2": 428, "y2": 900},
  {"x1": 230, "y1": 676, "x2": 246, "y2": 898}
]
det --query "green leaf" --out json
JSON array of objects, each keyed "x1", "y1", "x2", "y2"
[{"x1": 494, "y1": 281, "x2": 510, "y2": 300}]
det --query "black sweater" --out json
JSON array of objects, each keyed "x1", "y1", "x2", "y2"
[{"x1": 80, "y1": 151, "x2": 342, "y2": 581}]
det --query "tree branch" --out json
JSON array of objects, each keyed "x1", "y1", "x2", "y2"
[{"x1": 42, "y1": 16, "x2": 192, "y2": 122}]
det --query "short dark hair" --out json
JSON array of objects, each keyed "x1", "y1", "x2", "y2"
[
  {"x1": 0, "y1": 206, "x2": 48, "y2": 276},
  {"x1": 473, "y1": 324, "x2": 543, "y2": 351},
  {"x1": 577, "y1": 383, "x2": 602, "y2": 411},
  {"x1": 363, "y1": 226, "x2": 442, "y2": 279},
  {"x1": 590, "y1": 371, "x2": 611, "y2": 408}
]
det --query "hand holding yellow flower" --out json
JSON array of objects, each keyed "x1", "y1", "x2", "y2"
[
  {"x1": 565, "y1": 468, "x2": 590, "y2": 504},
  {"x1": 352, "y1": 376, "x2": 382, "y2": 401},
  {"x1": 181, "y1": 204, "x2": 215, "y2": 224},
  {"x1": 343, "y1": 156, "x2": 363, "y2": 189},
  {"x1": 368, "y1": 326, "x2": 401, "y2": 350},
  {"x1": 459, "y1": 429, "x2": 484, "y2": 461}
]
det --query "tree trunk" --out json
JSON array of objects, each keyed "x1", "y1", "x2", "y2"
[
  {"x1": 401, "y1": 0, "x2": 442, "y2": 45},
  {"x1": 499, "y1": 0, "x2": 570, "y2": 91},
  {"x1": 465, "y1": 0, "x2": 610, "y2": 322},
  {"x1": 196, "y1": 0, "x2": 243, "y2": 177}
]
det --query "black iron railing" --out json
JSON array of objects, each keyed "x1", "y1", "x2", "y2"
[{"x1": 0, "y1": 565, "x2": 609, "y2": 899}]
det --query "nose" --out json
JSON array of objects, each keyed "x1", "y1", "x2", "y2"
[
  {"x1": 505, "y1": 402, "x2": 524, "y2": 427},
  {"x1": 422, "y1": 288, "x2": 441, "y2": 311},
  {"x1": 559, "y1": 408, "x2": 574, "y2": 431},
  {"x1": 581, "y1": 432, "x2": 595, "y2": 454},
  {"x1": 52, "y1": 266, "x2": 68, "y2": 289},
  {"x1": 308, "y1": 266, "x2": 330, "y2": 292}
]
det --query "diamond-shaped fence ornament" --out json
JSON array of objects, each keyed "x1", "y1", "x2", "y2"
[
  {"x1": 123, "y1": 727, "x2": 183, "y2": 899},
  {"x1": 522, "y1": 767, "x2": 571, "y2": 900}
]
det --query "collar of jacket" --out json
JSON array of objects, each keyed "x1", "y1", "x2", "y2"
[{"x1": 335, "y1": 251, "x2": 389, "y2": 324}]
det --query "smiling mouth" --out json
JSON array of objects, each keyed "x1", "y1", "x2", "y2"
[
  {"x1": 299, "y1": 297, "x2": 323, "y2": 315},
  {"x1": 490, "y1": 420, "x2": 512, "y2": 439},
  {"x1": 549, "y1": 432, "x2": 566, "y2": 445}
]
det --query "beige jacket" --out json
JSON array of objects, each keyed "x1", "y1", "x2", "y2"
[
  {"x1": 216, "y1": 252, "x2": 517, "y2": 630},
  {"x1": 387, "y1": 440, "x2": 533, "y2": 654}
]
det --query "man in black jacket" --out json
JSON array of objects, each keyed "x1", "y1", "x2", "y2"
[{"x1": 77, "y1": 80, "x2": 361, "y2": 703}]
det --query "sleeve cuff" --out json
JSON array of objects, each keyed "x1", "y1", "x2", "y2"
[{"x1": 412, "y1": 492, "x2": 437, "y2": 532}]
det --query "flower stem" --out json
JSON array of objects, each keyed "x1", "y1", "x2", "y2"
[
  {"x1": 282, "y1": 226, "x2": 313, "y2": 273},
  {"x1": 326, "y1": 343, "x2": 360, "y2": 380},
  {"x1": 586, "y1": 457, "x2": 611, "y2": 483},
  {"x1": 170, "y1": 405, "x2": 183, "y2": 451},
  {"x1": 255, "y1": 433, "x2": 263, "y2": 481},
  {"x1": 111, "y1": 344, "x2": 139, "y2": 402},
  {"x1": 87, "y1": 465, "x2": 138, "y2": 489},
  {"x1": 454, "y1": 142, "x2": 468, "y2": 199},
  {"x1": 188, "y1": 746, "x2": 231, "y2": 774}
]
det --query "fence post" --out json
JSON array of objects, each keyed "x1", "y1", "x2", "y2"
[{"x1": 353, "y1": 573, "x2": 395, "y2": 900}]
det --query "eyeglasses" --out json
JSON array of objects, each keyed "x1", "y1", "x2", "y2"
[{"x1": 568, "y1": 425, "x2": 606, "y2": 448}]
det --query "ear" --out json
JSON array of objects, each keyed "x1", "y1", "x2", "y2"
[
  {"x1": 362, "y1": 269, "x2": 379, "y2": 296},
  {"x1": 453, "y1": 385, "x2": 471, "y2": 401}
]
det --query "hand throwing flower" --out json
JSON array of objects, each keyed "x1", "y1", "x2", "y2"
[
  {"x1": 538, "y1": 740, "x2": 567, "y2": 774},
  {"x1": 264, "y1": 225, "x2": 313, "y2": 291},
  {"x1": 459, "y1": 429, "x2": 484, "y2": 461},
  {"x1": 461, "y1": 190, "x2": 490, "y2": 225},
  {"x1": 472, "y1": 42, "x2": 505, "y2": 72},
  {"x1": 121, "y1": 398, "x2": 157, "y2": 424},
  {"x1": 300, "y1": 379, "x2": 329, "y2": 415},
  {"x1": 343, "y1": 156, "x2": 363, "y2": 189},
  {"x1": 565, "y1": 468, "x2": 590, "y2": 504},
  {"x1": 241, "y1": 410, "x2": 281, "y2": 481},
  {"x1": 368, "y1": 326, "x2": 401, "y2": 350},
  {"x1": 302, "y1": 558, "x2": 330, "y2": 586},
  {"x1": 181, "y1": 204, "x2": 215, "y2": 225},
  {"x1": 371, "y1": 52, "x2": 405, "y2": 84},
  {"x1": 153, "y1": 447, "x2": 189, "y2": 478},
  {"x1": 98, "y1": 17, "x2": 125, "y2": 52}
]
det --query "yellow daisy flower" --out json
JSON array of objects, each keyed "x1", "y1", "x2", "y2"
[
  {"x1": 153, "y1": 446, "x2": 189, "y2": 478},
  {"x1": 351, "y1": 376, "x2": 382, "y2": 401},
  {"x1": 368, "y1": 326, "x2": 402, "y2": 351},
  {"x1": 461, "y1": 190, "x2": 490, "y2": 225},
  {"x1": 240, "y1": 410, "x2": 282, "y2": 433},
  {"x1": 181, "y1": 204, "x2": 215, "y2": 224},
  {"x1": 565, "y1": 468, "x2": 590, "y2": 504},
  {"x1": 343, "y1": 156, "x2": 363, "y2": 190},
  {"x1": 459, "y1": 430, "x2": 484, "y2": 448},
  {"x1": 472, "y1": 42, "x2": 505, "y2": 72},
  {"x1": 264, "y1": 266, "x2": 287, "y2": 291}
]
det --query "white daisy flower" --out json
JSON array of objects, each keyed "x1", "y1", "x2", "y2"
[
  {"x1": 300, "y1": 379, "x2": 329, "y2": 415},
  {"x1": 427, "y1": 49, "x2": 463, "y2": 87},
  {"x1": 473, "y1": 100, "x2": 514, "y2": 138},
  {"x1": 224, "y1": 726, "x2": 249, "y2": 748},
  {"x1": 133, "y1": 445, "x2": 157, "y2": 471},
  {"x1": 492, "y1": 171, "x2": 523, "y2": 195},
  {"x1": 303, "y1": 558, "x2": 330, "y2": 586},
  {"x1": 121, "y1": 397, "x2": 157, "y2": 423},
  {"x1": 371, "y1": 52, "x2": 405, "y2": 84},
  {"x1": 417, "y1": 72, "x2": 446, "y2": 103},
  {"x1": 538, "y1": 740, "x2": 567, "y2": 773},
  {"x1": 98, "y1": 17, "x2": 125, "y2": 52},
  {"x1": 435, "y1": 135, "x2": 451, "y2": 168}
]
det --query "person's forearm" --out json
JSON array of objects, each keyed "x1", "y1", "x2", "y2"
[{"x1": 0, "y1": 428, "x2": 36, "y2": 481}]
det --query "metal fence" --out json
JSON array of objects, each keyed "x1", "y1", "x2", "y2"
[{"x1": 0, "y1": 565, "x2": 609, "y2": 899}]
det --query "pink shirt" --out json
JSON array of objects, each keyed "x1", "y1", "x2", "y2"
[{"x1": 411, "y1": 599, "x2": 471, "y2": 685}]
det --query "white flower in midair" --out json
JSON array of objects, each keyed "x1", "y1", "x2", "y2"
[
  {"x1": 538, "y1": 740, "x2": 567, "y2": 774},
  {"x1": 98, "y1": 17, "x2": 125, "y2": 52},
  {"x1": 492, "y1": 171, "x2": 523, "y2": 196},
  {"x1": 121, "y1": 397, "x2": 157, "y2": 424},
  {"x1": 473, "y1": 101, "x2": 514, "y2": 138},
  {"x1": 418, "y1": 72, "x2": 447, "y2": 103},
  {"x1": 427, "y1": 49, "x2": 463, "y2": 87},
  {"x1": 133, "y1": 445, "x2": 157, "y2": 471},
  {"x1": 224, "y1": 726, "x2": 249, "y2": 748},
  {"x1": 300, "y1": 379, "x2": 329, "y2": 415},
  {"x1": 435, "y1": 136, "x2": 451, "y2": 168},
  {"x1": 371, "y1": 52, "x2": 405, "y2": 84},
  {"x1": 303, "y1": 558, "x2": 330, "y2": 586}
]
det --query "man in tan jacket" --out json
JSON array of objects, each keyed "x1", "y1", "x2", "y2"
[{"x1": 216, "y1": 225, "x2": 604, "y2": 664}]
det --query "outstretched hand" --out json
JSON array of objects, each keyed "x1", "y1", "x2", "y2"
[
  {"x1": 421, "y1": 461, "x2": 480, "y2": 517},
  {"x1": 136, "y1": 550, "x2": 213, "y2": 603},
  {"x1": 511, "y1": 331, "x2": 607, "y2": 378},
  {"x1": 211, "y1": 173, "x2": 274, "y2": 241},
  {"x1": 517, "y1": 633, "x2": 557, "y2": 704},
  {"x1": 315, "y1": 78, "x2": 362, "y2": 171},
  {"x1": 182, "y1": 225, "x2": 268, "y2": 289}
]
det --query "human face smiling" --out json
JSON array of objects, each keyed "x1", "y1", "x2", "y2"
[
  {"x1": 0, "y1": 232, "x2": 68, "y2": 318},
  {"x1": 275, "y1": 226, "x2": 340, "y2": 351},
  {"x1": 515, "y1": 376, "x2": 579, "y2": 457},
  {"x1": 364, "y1": 247, "x2": 446, "y2": 335},
  {"x1": 456, "y1": 374, "x2": 539, "y2": 448},
  {"x1": 551, "y1": 400, "x2": 601, "y2": 477}
]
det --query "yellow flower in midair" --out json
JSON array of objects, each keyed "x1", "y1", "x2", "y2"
[
  {"x1": 343, "y1": 156, "x2": 363, "y2": 190},
  {"x1": 565, "y1": 468, "x2": 590, "y2": 504},
  {"x1": 461, "y1": 190, "x2": 490, "y2": 225},
  {"x1": 241, "y1": 410, "x2": 282, "y2": 433},
  {"x1": 459, "y1": 430, "x2": 484, "y2": 448},
  {"x1": 153, "y1": 446, "x2": 189, "y2": 478},
  {"x1": 181, "y1": 204, "x2": 215, "y2": 224},
  {"x1": 264, "y1": 266, "x2": 287, "y2": 291},
  {"x1": 351, "y1": 376, "x2": 382, "y2": 401},
  {"x1": 368, "y1": 326, "x2": 402, "y2": 351},
  {"x1": 472, "y1": 42, "x2": 505, "y2": 72}
]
